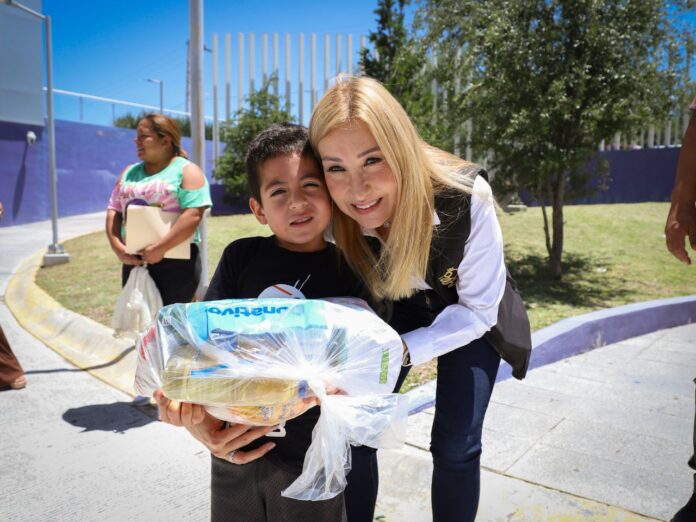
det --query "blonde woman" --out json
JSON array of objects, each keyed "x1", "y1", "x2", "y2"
[
  {"x1": 311, "y1": 76, "x2": 529, "y2": 522},
  {"x1": 106, "y1": 114, "x2": 212, "y2": 305}
]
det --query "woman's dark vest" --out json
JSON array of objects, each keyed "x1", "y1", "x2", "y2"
[{"x1": 391, "y1": 172, "x2": 532, "y2": 379}]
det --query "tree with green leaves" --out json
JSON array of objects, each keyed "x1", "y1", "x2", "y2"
[
  {"x1": 214, "y1": 77, "x2": 293, "y2": 200},
  {"x1": 420, "y1": 0, "x2": 691, "y2": 279},
  {"x1": 360, "y1": 0, "x2": 452, "y2": 149}
]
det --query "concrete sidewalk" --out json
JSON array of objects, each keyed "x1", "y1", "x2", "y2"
[{"x1": 1, "y1": 214, "x2": 694, "y2": 521}]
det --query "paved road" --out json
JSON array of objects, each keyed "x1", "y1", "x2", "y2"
[{"x1": 1, "y1": 214, "x2": 693, "y2": 521}]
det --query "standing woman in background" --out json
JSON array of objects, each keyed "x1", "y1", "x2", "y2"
[
  {"x1": 310, "y1": 76, "x2": 530, "y2": 522},
  {"x1": 106, "y1": 114, "x2": 212, "y2": 305}
]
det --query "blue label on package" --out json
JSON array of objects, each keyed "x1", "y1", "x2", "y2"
[{"x1": 184, "y1": 299, "x2": 330, "y2": 342}]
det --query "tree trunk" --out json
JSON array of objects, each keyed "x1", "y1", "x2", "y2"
[{"x1": 549, "y1": 175, "x2": 566, "y2": 280}]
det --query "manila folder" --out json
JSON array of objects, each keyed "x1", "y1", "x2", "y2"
[{"x1": 125, "y1": 205, "x2": 192, "y2": 260}]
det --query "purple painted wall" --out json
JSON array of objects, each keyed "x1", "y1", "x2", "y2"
[
  {"x1": 0, "y1": 119, "x2": 681, "y2": 227},
  {"x1": 519, "y1": 148, "x2": 679, "y2": 206},
  {"x1": 0, "y1": 119, "x2": 242, "y2": 228}
]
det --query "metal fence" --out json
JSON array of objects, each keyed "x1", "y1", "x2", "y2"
[{"x1": 48, "y1": 30, "x2": 689, "y2": 168}]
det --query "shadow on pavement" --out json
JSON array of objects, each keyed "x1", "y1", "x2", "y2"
[
  {"x1": 63, "y1": 401, "x2": 158, "y2": 433},
  {"x1": 23, "y1": 345, "x2": 135, "y2": 375}
]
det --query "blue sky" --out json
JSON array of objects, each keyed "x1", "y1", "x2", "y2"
[
  {"x1": 27, "y1": 1, "x2": 696, "y2": 127},
  {"x1": 41, "y1": 0, "x2": 391, "y2": 126}
]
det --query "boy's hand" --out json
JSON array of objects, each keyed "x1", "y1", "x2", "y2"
[
  {"x1": 186, "y1": 415, "x2": 277, "y2": 465},
  {"x1": 154, "y1": 389, "x2": 206, "y2": 427}
]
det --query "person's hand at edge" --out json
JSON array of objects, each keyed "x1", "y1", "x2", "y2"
[{"x1": 665, "y1": 200, "x2": 696, "y2": 265}]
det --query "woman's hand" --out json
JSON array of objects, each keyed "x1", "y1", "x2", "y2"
[
  {"x1": 111, "y1": 240, "x2": 142, "y2": 266},
  {"x1": 139, "y1": 243, "x2": 166, "y2": 264}
]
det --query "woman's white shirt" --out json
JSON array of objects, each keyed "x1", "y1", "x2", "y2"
[{"x1": 400, "y1": 175, "x2": 506, "y2": 365}]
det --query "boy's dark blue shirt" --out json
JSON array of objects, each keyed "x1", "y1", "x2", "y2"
[{"x1": 205, "y1": 235, "x2": 377, "y2": 473}]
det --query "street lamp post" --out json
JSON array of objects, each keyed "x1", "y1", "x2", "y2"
[
  {"x1": 3, "y1": 0, "x2": 69, "y2": 266},
  {"x1": 146, "y1": 78, "x2": 164, "y2": 114}
]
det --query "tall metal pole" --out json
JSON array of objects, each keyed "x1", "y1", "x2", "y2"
[
  {"x1": 147, "y1": 79, "x2": 163, "y2": 113},
  {"x1": 189, "y1": 0, "x2": 207, "y2": 297},
  {"x1": 5, "y1": 1, "x2": 69, "y2": 264},
  {"x1": 44, "y1": 14, "x2": 67, "y2": 263}
]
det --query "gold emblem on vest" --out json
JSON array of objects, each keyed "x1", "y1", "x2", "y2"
[{"x1": 439, "y1": 267, "x2": 457, "y2": 288}]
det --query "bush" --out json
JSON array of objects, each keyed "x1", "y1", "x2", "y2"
[{"x1": 214, "y1": 77, "x2": 294, "y2": 200}]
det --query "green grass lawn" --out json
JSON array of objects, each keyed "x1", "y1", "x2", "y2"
[{"x1": 35, "y1": 203, "x2": 693, "y2": 391}]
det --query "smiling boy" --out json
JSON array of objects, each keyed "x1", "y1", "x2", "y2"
[{"x1": 193, "y1": 123, "x2": 376, "y2": 521}]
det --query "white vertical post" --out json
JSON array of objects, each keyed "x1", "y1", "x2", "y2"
[
  {"x1": 237, "y1": 32, "x2": 244, "y2": 112},
  {"x1": 454, "y1": 47, "x2": 461, "y2": 157},
  {"x1": 665, "y1": 120, "x2": 672, "y2": 146},
  {"x1": 346, "y1": 34, "x2": 352, "y2": 75},
  {"x1": 324, "y1": 33, "x2": 330, "y2": 91},
  {"x1": 613, "y1": 132, "x2": 621, "y2": 150},
  {"x1": 335, "y1": 33, "x2": 341, "y2": 75},
  {"x1": 431, "y1": 52, "x2": 437, "y2": 125},
  {"x1": 359, "y1": 35, "x2": 367, "y2": 75},
  {"x1": 225, "y1": 32, "x2": 231, "y2": 125},
  {"x1": 599, "y1": 140, "x2": 605, "y2": 151},
  {"x1": 285, "y1": 33, "x2": 291, "y2": 114},
  {"x1": 310, "y1": 33, "x2": 316, "y2": 112},
  {"x1": 212, "y1": 33, "x2": 219, "y2": 166},
  {"x1": 273, "y1": 33, "x2": 279, "y2": 96},
  {"x1": 683, "y1": 109, "x2": 691, "y2": 139},
  {"x1": 647, "y1": 125, "x2": 655, "y2": 148},
  {"x1": 299, "y1": 33, "x2": 304, "y2": 124},
  {"x1": 262, "y1": 33, "x2": 268, "y2": 85},
  {"x1": 466, "y1": 119, "x2": 473, "y2": 162},
  {"x1": 249, "y1": 32, "x2": 255, "y2": 94},
  {"x1": 189, "y1": 0, "x2": 207, "y2": 296}
]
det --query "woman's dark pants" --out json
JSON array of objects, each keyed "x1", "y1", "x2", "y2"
[{"x1": 345, "y1": 336, "x2": 500, "y2": 522}]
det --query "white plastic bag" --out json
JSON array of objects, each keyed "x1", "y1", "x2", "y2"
[
  {"x1": 112, "y1": 266, "x2": 163, "y2": 340},
  {"x1": 134, "y1": 297, "x2": 408, "y2": 500}
]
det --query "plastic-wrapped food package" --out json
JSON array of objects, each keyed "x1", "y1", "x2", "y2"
[{"x1": 135, "y1": 297, "x2": 408, "y2": 500}]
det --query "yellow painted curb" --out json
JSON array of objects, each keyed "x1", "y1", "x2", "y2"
[{"x1": 6, "y1": 250, "x2": 138, "y2": 397}]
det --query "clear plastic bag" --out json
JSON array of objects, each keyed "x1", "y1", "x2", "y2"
[
  {"x1": 134, "y1": 297, "x2": 408, "y2": 500},
  {"x1": 112, "y1": 266, "x2": 163, "y2": 340}
]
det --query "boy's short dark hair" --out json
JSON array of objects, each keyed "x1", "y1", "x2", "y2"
[{"x1": 246, "y1": 123, "x2": 320, "y2": 201}]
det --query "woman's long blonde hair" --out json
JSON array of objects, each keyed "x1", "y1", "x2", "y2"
[{"x1": 310, "y1": 76, "x2": 479, "y2": 300}]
